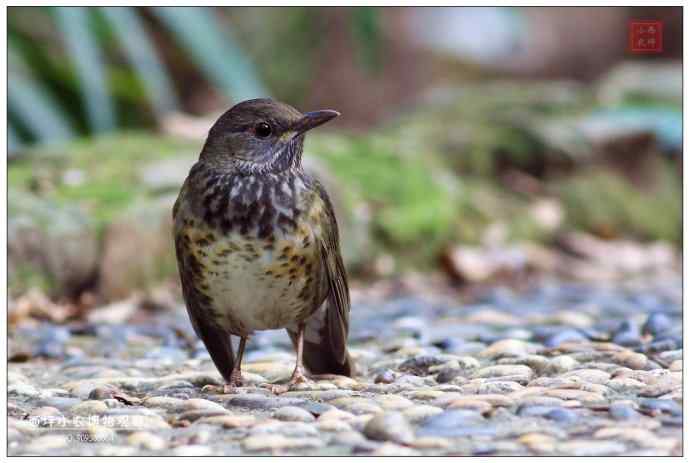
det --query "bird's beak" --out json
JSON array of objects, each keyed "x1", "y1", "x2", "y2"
[{"x1": 291, "y1": 110, "x2": 340, "y2": 135}]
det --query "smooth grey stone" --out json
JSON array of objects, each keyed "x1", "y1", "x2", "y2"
[
  {"x1": 639, "y1": 399, "x2": 682, "y2": 416},
  {"x1": 642, "y1": 312, "x2": 673, "y2": 337},
  {"x1": 398, "y1": 355, "x2": 448, "y2": 375},
  {"x1": 417, "y1": 410, "x2": 495, "y2": 438},
  {"x1": 608, "y1": 403, "x2": 642, "y2": 421},
  {"x1": 363, "y1": 413, "x2": 414, "y2": 444},
  {"x1": 226, "y1": 393, "x2": 305, "y2": 410},
  {"x1": 544, "y1": 329, "x2": 588, "y2": 348}
]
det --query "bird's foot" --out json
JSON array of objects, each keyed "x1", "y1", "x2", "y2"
[
  {"x1": 229, "y1": 369, "x2": 244, "y2": 388},
  {"x1": 201, "y1": 371, "x2": 243, "y2": 395},
  {"x1": 264, "y1": 368, "x2": 311, "y2": 395}
]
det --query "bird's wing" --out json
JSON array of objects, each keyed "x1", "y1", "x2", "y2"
[
  {"x1": 287, "y1": 179, "x2": 353, "y2": 376},
  {"x1": 315, "y1": 180, "x2": 350, "y2": 361},
  {"x1": 174, "y1": 192, "x2": 235, "y2": 383}
]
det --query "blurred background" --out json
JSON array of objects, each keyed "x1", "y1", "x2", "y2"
[{"x1": 7, "y1": 6, "x2": 682, "y2": 319}]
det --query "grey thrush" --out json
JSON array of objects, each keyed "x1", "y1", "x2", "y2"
[{"x1": 173, "y1": 98, "x2": 353, "y2": 393}]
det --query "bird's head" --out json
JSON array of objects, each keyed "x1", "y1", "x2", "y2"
[{"x1": 200, "y1": 98, "x2": 339, "y2": 174}]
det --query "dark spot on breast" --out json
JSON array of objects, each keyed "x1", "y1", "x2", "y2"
[{"x1": 277, "y1": 213, "x2": 297, "y2": 232}]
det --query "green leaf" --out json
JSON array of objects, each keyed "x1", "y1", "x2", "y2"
[
  {"x1": 153, "y1": 6, "x2": 268, "y2": 102},
  {"x1": 8, "y1": 47, "x2": 74, "y2": 144},
  {"x1": 100, "y1": 7, "x2": 179, "y2": 118},
  {"x1": 54, "y1": 7, "x2": 116, "y2": 132}
]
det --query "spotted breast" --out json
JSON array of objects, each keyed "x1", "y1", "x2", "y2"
[{"x1": 173, "y1": 162, "x2": 329, "y2": 337}]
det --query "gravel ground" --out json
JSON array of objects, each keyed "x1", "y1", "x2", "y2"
[{"x1": 8, "y1": 274, "x2": 682, "y2": 456}]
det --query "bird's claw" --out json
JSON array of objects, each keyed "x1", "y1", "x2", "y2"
[{"x1": 262, "y1": 370, "x2": 311, "y2": 395}]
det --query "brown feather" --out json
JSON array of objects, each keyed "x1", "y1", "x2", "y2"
[{"x1": 289, "y1": 180, "x2": 353, "y2": 376}]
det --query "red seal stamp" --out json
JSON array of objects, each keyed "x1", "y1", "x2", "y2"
[{"x1": 629, "y1": 20, "x2": 663, "y2": 53}]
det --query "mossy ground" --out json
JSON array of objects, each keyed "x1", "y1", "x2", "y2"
[{"x1": 9, "y1": 133, "x2": 199, "y2": 228}]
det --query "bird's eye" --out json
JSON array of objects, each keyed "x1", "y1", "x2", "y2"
[{"x1": 255, "y1": 122, "x2": 272, "y2": 138}]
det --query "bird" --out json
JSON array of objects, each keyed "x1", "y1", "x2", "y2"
[{"x1": 173, "y1": 98, "x2": 353, "y2": 394}]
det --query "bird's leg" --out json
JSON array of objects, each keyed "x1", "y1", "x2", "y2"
[
  {"x1": 224, "y1": 337, "x2": 247, "y2": 393},
  {"x1": 269, "y1": 323, "x2": 310, "y2": 394},
  {"x1": 289, "y1": 323, "x2": 309, "y2": 385},
  {"x1": 202, "y1": 336, "x2": 247, "y2": 394}
]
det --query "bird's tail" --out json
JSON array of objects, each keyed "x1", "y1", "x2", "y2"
[
  {"x1": 301, "y1": 339, "x2": 354, "y2": 377},
  {"x1": 287, "y1": 304, "x2": 355, "y2": 377}
]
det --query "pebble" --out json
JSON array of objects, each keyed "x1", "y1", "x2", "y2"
[
  {"x1": 8, "y1": 383, "x2": 42, "y2": 398},
  {"x1": 328, "y1": 397, "x2": 383, "y2": 415},
  {"x1": 642, "y1": 312, "x2": 673, "y2": 337},
  {"x1": 251, "y1": 420, "x2": 319, "y2": 438},
  {"x1": 559, "y1": 368, "x2": 611, "y2": 384},
  {"x1": 363, "y1": 412, "x2": 414, "y2": 444},
  {"x1": 557, "y1": 440, "x2": 626, "y2": 456},
  {"x1": 460, "y1": 380, "x2": 524, "y2": 395},
  {"x1": 417, "y1": 410, "x2": 495, "y2": 438},
  {"x1": 142, "y1": 396, "x2": 186, "y2": 412},
  {"x1": 242, "y1": 435, "x2": 322, "y2": 451},
  {"x1": 411, "y1": 436, "x2": 451, "y2": 449},
  {"x1": 226, "y1": 393, "x2": 303, "y2": 410},
  {"x1": 638, "y1": 399, "x2": 682, "y2": 416},
  {"x1": 127, "y1": 432, "x2": 167, "y2": 450},
  {"x1": 472, "y1": 364, "x2": 534, "y2": 381},
  {"x1": 113, "y1": 414, "x2": 170, "y2": 431},
  {"x1": 517, "y1": 405, "x2": 579, "y2": 423},
  {"x1": 612, "y1": 351, "x2": 648, "y2": 370},
  {"x1": 29, "y1": 406, "x2": 63, "y2": 418},
  {"x1": 447, "y1": 398, "x2": 492, "y2": 415},
  {"x1": 611, "y1": 320, "x2": 641, "y2": 347},
  {"x1": 318, "y1": 408, "x2": 356, "y2": 422},
  {"x1": 316, "y1": 419, "x2": 352, "y2": 433},
  {"x1": 198, "y1": 414, "x2": 256, "y2": 428},
  {"x1": 25, "y1": 435, "x2": 68, "y2": 453},
  {"x1": 87, "y1": 424, "x2": 116, "y2": 442},
  {"x1": 398, "y1": 355, "x2": 449, "y2": 375},
  {"x1": 274, "y1": 406, "x2": 315, "y2": 422},
  {"x1": 374, "y1": 370, "x2": 396, "y2": 384},
  {"x1": 184, "y1": 398, "x2": 227, "y2": 412},
  {"x1": 402, "y1": 405, "x2": 444, "y2": 423},
  {"x1": 96, "y1": 445, "x2": 138, "y2": 456},
  {"x1": 178, "y1": 409, "x2": 228, "y2": 423},
  {"x1": 545, "y1": 329, "x2": 588, "y2": 347},
  {"x1": 519, "y1": 432, "x2": 556, "y2": 452},
  {"x1": 373, "y1": 394, "x2": 414, "y2": 410},
  {"x1": 479, "y1": 339, "x2": 533, "y2": 359},
  {"x1": 608, "y1": 402, "x2": 642, "y2": 421},
  {"x1": 71, "y1": 400, "x2": 109, "y2": 415},
  {"x1": 172, "y1": 445, "x2": 214, "y2": 456},
  {"x1": 657, "y1": 349, "x2": 683, "y2": 362},
  {"x1": 436, "y1": 368, "x2": 463, "y2": 383},
  {"x1": 547, "y1": 355, "x2": 579, "y2": 373},
  {"x1": 594, "y1": 427, "x2": 660, "y2": 446},
  {"x1": 372, "y1": 442, "x2": 418, "y2": 456},
  {"x1": 541, "y1": 389, "x2": 605, "y2": 404}
]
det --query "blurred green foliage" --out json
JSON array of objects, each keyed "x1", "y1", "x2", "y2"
[
  {"x1": 9, "y1": 133, "x2": 198, "y2": 227},
  {"x1": 8, "y1": 6, "x2": 387, "y2": 149},
  {"x1": 8, "y1": 6, "x2": 269, "y2": 147}
]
